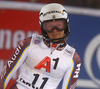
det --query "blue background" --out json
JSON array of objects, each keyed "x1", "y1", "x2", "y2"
[{"x1": 58, "y1": 14, "x2": 100, "y2": 89}]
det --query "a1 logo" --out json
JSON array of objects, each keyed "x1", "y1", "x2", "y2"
[{"x1": 34, "y1": 56, "x2": 59, "y2": 73}]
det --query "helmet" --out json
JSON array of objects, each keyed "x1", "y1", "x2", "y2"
[{"x1": 39, "y1": 3, "x2": 70, "y2": 43}]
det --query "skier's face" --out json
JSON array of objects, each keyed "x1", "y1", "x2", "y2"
[
  {"x1": 43, "y1": 20, "x2": 65, "y2": 40},
  {"x1": 47, "y1": 28, "x2": 65, "y2": 40}
]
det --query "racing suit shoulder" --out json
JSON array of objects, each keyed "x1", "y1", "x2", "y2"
[
  {"x1": 73, "y1": 51, "x2": 81, "y2": 64},
  {"x1": 0, "y1": 37, "x2": 32, "y2": 89}
]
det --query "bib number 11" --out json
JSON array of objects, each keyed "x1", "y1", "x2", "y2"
[{"x1": 32, "y1": 74, "x2": 48, "y2": 89}]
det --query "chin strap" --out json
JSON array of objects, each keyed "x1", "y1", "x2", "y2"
[
  {"x1": 43, "y1": 37, "x2": 67, "y2": 52},
  {"x1": 43, "y1": 34, "x2": 67, "y2": 43}
]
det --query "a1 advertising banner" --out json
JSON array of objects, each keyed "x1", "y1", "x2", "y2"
[{"x1": 0, "y1": 7, "x2": 100, "y2": 89}]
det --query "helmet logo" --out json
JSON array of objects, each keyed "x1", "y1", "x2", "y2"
[
  {"x1": 62, "y1": 11, "x2": 64, "y2": 15},
  {"x1": 43, "y1": 11, "x2": 61, "y2": 17},
  {"x1": 52, "y1": 15, "x2": 56, "y2": 19}
]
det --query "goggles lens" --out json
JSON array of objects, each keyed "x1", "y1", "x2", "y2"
[{"x1": 42, "y1": 19, "x2": 67, "y2": 32}]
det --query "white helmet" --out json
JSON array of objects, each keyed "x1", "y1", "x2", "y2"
[{"x1": 39, "y1": 3, "x2": 70, "y2": 43}]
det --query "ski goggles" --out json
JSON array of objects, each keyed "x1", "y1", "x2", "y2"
[{"x1": 42, "y1": 19, "x2": 67, "y2": 32}]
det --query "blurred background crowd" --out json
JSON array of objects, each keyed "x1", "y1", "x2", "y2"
[{"x1": 0, "y1": 0, "x2": 100, "y2": 9}]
